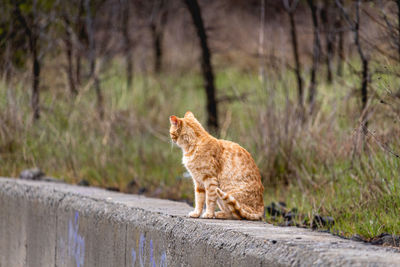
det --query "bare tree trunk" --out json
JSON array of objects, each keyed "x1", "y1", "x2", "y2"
[
  {"x1": 63, "y1": 16, "x2": 78, "y2": 96},
  {"x1": 2, "y1": 20, "x2": 17, "y2": 118},
  {"x1": 336, "y1": 12, "x2": 344, "y2": 77},
  {"x1": 150, "y1": 23, "x2": 162, "y2": 73},
  {"x1": 75, "y1": 0, "x2": 85, "y2": 87},
  {"x1": 336, "y1": 0, "x2": 368, "y2": 115},
  {"x1": 183, "y1": 0, "x2": 218, "y2": 131},
  {"x1": 3, "y1": 23, "x2": 13, "y2": 83},
  {"x1": 85, "y1": 0, "x2": 104, "y2": 119},
  {"x1": 397, "y1": 0, "x2": 400, "y2": 60},
  {"x1": 284, "y1": 1, "x2": 304, "y2": 111},
  {"x1": 121, "y1": 0, "x2": 133, "y2": 89},
  {"x1": 354, "y1": 1, "x2": 368, "y2": 114},
  {"x1": 150, "y1": 0, "x2": 167, "y2": 74},
  {"x1": 321, "y1": 0, "x2": 334, "y2": 83},
  {"x1": 258, "y1": 0, "x2": 266, "y2": 83},
  {"x1": 76, "y1": 53, "x2": 82, "y2": 86},
  {"x1": 307, "y1": 0, "x2": 321, "y2": 113},
  {"x1": 32, "y1": 38, "x2": 40, "y2": 120},
  {"x1": 13, "y1": 2, "x2": 41, "y2": 120}
]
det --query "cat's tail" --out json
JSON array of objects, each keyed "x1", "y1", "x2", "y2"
[{"x1": 216, "y1": 188, "x2": 263, "y2": 221}]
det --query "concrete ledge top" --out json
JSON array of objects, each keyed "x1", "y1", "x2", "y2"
[{"x1": 1, "y1": 177, "x2": 399, "y2": 266}]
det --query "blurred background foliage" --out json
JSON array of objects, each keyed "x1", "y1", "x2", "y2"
[{"x1": 0, "y1": 0, "x2": 399, "y2": 239}]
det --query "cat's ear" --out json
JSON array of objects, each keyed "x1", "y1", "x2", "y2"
[
  {"x1": 169, "y1": 115, "x2": 180, "y2": 126},
  {"x1": 184, "y1": 111, "x2": 195, "y2": 119}
]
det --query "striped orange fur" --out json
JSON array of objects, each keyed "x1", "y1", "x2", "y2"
[{"x1": 169, "y1": 111, "x2": 264, "y2": 220}]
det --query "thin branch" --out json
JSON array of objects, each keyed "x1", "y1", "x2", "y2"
[
  {"x1": 361, "y1": 124, "x2": 400, "y2": 158},
  {"x1": 335, "y1": 0, "x2": 355, "y2": 30}
]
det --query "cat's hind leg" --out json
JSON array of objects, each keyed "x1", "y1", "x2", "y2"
[
  {"x1": 215, "y1": 188, "x2": 242, "y2": 219},
  {"x1": 214, "y1": 211, "x2": 229, "y2": 219},
  {"x1": 215, "y1": 198, "x2": 232, "y2": 219}
]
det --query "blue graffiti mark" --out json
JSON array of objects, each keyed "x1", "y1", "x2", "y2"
[
  {"x1": 68, "y1": 211, "x2": 85, "y2": 267},
  {"x1": 139, "y1": 233, "x2": 146, "y2": 267},
  {"x1": 131, "y1": 233, "x2": 167, "y2": 267},
  {"x1": 150, "y1": 239, "x2": 156, "y2": 267},
  {"x1": 160, "y1": 252, "x2": 167, "y2": 267},
  {"x1": 132, "y1": 247, "x2": 137, "y2": 267}
]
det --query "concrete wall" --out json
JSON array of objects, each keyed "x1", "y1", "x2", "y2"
[{"x1": 1, "y1": 178, "x2": 399, "y2": 267}]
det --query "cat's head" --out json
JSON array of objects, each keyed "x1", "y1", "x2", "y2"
[{"x1": 169, "y1": 111, "x2": 206, "y2": 147}]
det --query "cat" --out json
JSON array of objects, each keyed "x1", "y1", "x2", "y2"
[{"x1": 169, "y1": 111, "x2": 264, "y2": 220}]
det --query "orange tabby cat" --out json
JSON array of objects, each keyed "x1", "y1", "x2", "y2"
[{"x1": 169, "y1": 111, "x2": 264, "y2": 220}]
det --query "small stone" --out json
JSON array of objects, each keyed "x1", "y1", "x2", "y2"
[
  {"x1": 312, "y1": 215, "x2": 323, "y2": 227},
  {"x1": 350, "y1": 234, "x2": 364, "y2": 242},
  {"x1": 78, "y1": 179, "x2": 90, "y2": 186},
  {"x1": 381, "y1": 234, "x2": 400, "y2": 247},
  {"x1": 371, "y1": 233, "x2": 400, "y2": 247},
  {"x1": 371, "y1": 238, "x2": 384, "y2": 245},
  {"x1": 284, "y1": 210, "x2": 297, "y2": 221},
  {"x1": 138, "y1": 187, "x2": 148, "y2": 195},
  {"x1": 266, "y1": 202, "x2": 286, "y2": 217},
  {"x1": 324, "y1": 216, "x2": 335, "y2": 227},
  {"x1": 312, "y1": 215, "x2": 335, "y2": 228},
  {"x1": 278, "y1": 201, "x2": 287, "y2": 207},
  {"x1": 106, "y1": 187, "x2": 120, "y2": 192},
  {"x1": 19, "y1": 168, "x2": 45, "y2": 180},
  {"x1": 126, "y1": 179, "x2": 138, "y2": 193}
]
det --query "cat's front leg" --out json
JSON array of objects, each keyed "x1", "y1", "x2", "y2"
[
  {"x1": 201, "y1": 178, "x2": 218, "y2": 218},
  {"x1": 188, "y1": 183, "x2": 205, "y2": 218}
]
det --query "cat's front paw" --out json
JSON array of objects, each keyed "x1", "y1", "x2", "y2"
[
  {"x1": 188, "y1": 210, "x2": 201, "y2": 218},
  {"x1": 201, "y1": 212, "x2": 214, "y2": 219}
]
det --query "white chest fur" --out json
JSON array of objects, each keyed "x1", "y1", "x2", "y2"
[
  {"x1": 182, "y1": 154, "x2": 195, "y2": 179},
  {"x1": 182, "y1": 155, "x2": 190, "y2": 168}
]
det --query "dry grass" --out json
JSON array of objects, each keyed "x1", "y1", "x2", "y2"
[{"x1": 0, "y1": 57, "x2": 399, "y2": 238}]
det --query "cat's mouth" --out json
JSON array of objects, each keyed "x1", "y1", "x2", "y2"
[{"x1": 170, "y1": 133, "x2": 178, "y2": 142}]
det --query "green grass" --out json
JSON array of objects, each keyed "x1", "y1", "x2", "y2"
[
  {"x1": 0, "y1": 60, "x2": 399, "y2": 239},
  {"x1": 264, "y1": 151, "x2": 400, "y2": 238}
]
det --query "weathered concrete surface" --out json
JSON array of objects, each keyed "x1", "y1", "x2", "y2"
[{"x1": 0, "y1": 178, "x2": 399, "y2": 267}]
